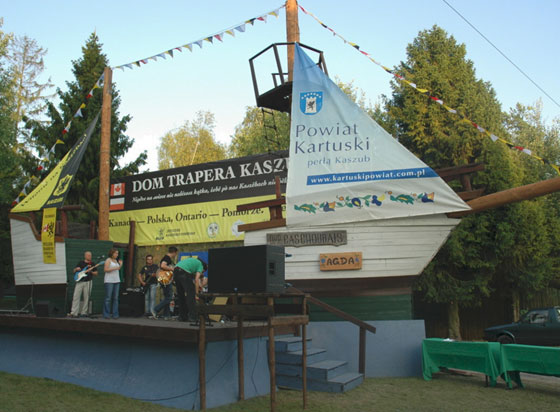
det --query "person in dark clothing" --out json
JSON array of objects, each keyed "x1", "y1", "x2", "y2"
[
  {"x1": 173, "y1": 256, "x2": 204, "y2": 322},
  {"x1": 151, "y1": 247, "x2": 177, "y2": 319},
  {"x1": 137, "y1": 255, "x2": 159, "y2": 316}
]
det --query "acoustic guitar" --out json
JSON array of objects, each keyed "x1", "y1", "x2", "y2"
[{"x1": 157, "y1": 270, "x2": 174, "y2": 285}]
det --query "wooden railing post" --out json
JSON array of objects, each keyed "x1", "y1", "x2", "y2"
[
  {"x1": 302, "y1": 295, "x2": 307, "y2": 409},
  {"x1": 359, "y1": 327, "x2": 366, "y2": 375},
  {"x1": 267, "y1": 296, "x2": 276, "y2": 412},
  {"x1": 199, "y1": 315, "x2": 206, "y2": 410},
  {"x1": 237, "y1": 315, "x2": 245, "y2": 401}
]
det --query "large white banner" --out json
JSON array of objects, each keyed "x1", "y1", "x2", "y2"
[{"x1": 286, "y1": 44, "x2": 470, "y2": 227}]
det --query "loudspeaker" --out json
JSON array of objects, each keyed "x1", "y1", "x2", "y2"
[
  {"x1": 35, "y1": 300, "x2": 63, "y2": 317},
  {"x1": 208, "y1": 245, "x2": 285, "y2": 293},
  {"x1": 119, "y1": 290, "x2": 144, "y2": 317}
]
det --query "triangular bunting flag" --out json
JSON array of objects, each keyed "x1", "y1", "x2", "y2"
[
  {"x1": 158, "y1": 53, "x2": 167, "y2": 59},
  {"x1": 167, "y1": 49, "x2": 174, "y2": 57},
  {"x1": 246, "y1": 18, "x2": 256, "y2": 25},
  {"x1": 183, "y1": 43, "x2": 193, "y2": 51},
  {"x1": 215, "y1": 33, "x2": 223, "y2": 42},
  {"x1": 286, "y1": 44, "x2": 470, "y2": 227},
  {"x1": 194, "y1": 40, "x2": 203, "y2": 48},
  {"x1": 74, "y1": 108, "x2": 83, "y2": 118},
  {"x1": 226, "y1": 30, "x2": 235, "y2": 37},
  {"x1": 125, "y1": 64, "x2": 133, "y2": 70},
  {"x1": 55, "y1": 139, "x2": 64, "y2": 145},
  {"x1": 235, "y1": 24, "x2": 246, "y2": 33},
  {"x1": 204, "y1": 37, "x2": 213, "y2": 43}
]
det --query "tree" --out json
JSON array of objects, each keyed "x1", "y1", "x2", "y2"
[
  {"x1": 158, "y1": 111, "x2": 227, "y2": 169},
  {"x1": 7, "y1": 35, "x2": 53, "y2": 142},
  {"x1": 0, "y1": 20, "x2": 18, "y2": 288},
  {"x1": 229, "y1": 106, "x2": 290, "y2": 158},
  {"x1": 497, "y1": 103, "x2": 560, "y2": 318},
  {"x1": 384, "y1": 25, "x2": 514, "y2": 339},
  {"x1": 27, "y1": 33, "x2": 146, "y2": 222}
]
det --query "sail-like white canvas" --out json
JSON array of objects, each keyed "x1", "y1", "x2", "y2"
[{"x1": 286, "y1": 45, "x2": 470, "y2": 227}]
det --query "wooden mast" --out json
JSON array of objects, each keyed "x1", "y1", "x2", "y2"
[
  {"x1": 286, "y1": 0, "x2": 300, "y2": 81},
  {"x1": 448, "y1": 175, "x2": 560, "y2": 218},
  {"x1": 98, "y1": 66, "x2": 112, "y2": 240}
]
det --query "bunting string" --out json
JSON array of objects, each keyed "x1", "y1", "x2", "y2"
[
  {"x1": 12, "y1": 5, "x2": 285, "y2": 207},
  {"x1": 112, "y1": 5, "x2": 284, "y2": 71},
  {"x1": 299, "y1": 4, "x2": 560, "y2": 175},
  {"x1": 12, "y1": 73, "x2": 105, "y2": 207}
]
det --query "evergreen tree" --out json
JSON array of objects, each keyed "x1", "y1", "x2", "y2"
[
  {"x1": 27, "y1": 33, "x2": 146, "y2": 222},
  {"x1": 497, "y1": 103, "x2": 560, "y2": 317},
  {"x1": 384, "y1": 25, "x2": 516, "y2": 339},
  {"x1": 158, "y1": 110, "x2": 227, "y2": 169}
]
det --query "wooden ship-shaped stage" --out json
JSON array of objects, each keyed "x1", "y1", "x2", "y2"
[{"x1": 3, "y1": 1, "x2": 560, "y2": 411}]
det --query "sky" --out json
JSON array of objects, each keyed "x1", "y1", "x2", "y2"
[{"x1": 2, "y1": 0, "x2": 559, "y2": 172}]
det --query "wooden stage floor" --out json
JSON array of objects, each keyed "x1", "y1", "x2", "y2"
[{"x1": 0, "y1": 313, "x2": 296, "y2": 344}]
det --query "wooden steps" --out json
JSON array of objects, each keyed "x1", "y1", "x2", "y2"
[{"x1": 273, "y1": 336, "x2": 364, "y2": 393}]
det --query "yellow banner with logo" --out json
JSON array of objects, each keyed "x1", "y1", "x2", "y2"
[
  {"x1": 41, "y1": 207, "x2": 57, "y2": 263},
  {"x1": 109, "y1": 196, "x2": 280, "y2": 246},
  {"x1": 109, "y1": 195, "x2": 282, "y2": 246}
]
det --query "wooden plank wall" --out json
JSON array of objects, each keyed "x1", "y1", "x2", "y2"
[
  {"x1": 244, "y1": 214, "x2": 460, "y2": 280},
  {"x1": 10, "y1": 217, "x2": 67, "y2": 285}
]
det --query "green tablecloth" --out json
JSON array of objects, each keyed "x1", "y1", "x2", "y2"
[
  {"x1": 422, "y1": 338, "x2": 507, "y2": 386},
  {"x1": 501, "y1": 344, "x2": 560, "y2": 388}
]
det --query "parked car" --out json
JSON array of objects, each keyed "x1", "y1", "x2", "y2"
[{"x1": 484, "y1": 307, "x2": 560, "y2": 346}]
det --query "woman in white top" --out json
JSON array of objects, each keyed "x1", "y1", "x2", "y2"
[{"x1": 103, "y1": 248, "x2": 122, "y2": 319}]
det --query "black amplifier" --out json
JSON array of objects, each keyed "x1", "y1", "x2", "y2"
[
  {"x1": 119, "y1": 288, "x2": 144, "y2": 317},
  {"x1": 208, "y1": 245, "x2": 285, "y2": 293}
]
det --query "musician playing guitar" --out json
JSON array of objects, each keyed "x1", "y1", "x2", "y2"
[
  {"x1": 151, "y1": 246, "x2": 177, "y2": 319},
  {"x1": 137, "y1": 255, "x2": 158, "y2": 316},
  {"x1": 69, "y1": 251, "x2": 98, "y2": 317}
]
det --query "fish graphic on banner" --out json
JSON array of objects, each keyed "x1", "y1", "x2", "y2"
[
  {"x1": 11, "y1": 112, "x2": 101, "y2": 213},
  {"x1": 286, "y1": 44, "x2": 470, "y2": 227}
]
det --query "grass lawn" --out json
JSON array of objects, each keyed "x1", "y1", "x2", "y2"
[{"x1": 0, "y1": 370, "x2": 558, "y2": 411}]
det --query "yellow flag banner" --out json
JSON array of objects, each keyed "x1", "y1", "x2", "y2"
[
  {"x1": 41, "y1": 207, "x2": 57, "y2": 263},
  {"x1": 11, "y1": 112, "x2": 100, "y2": 213}
]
